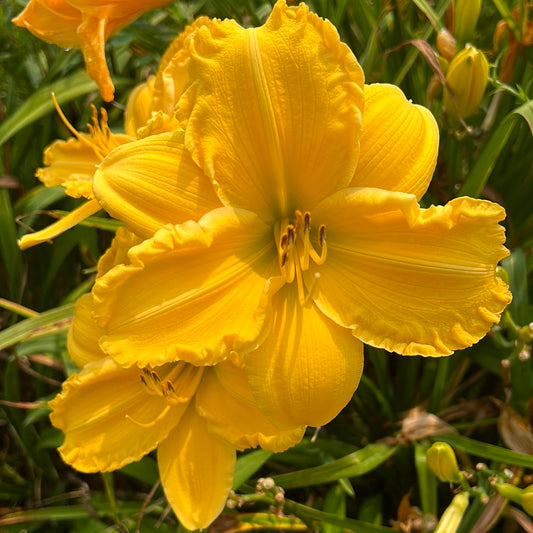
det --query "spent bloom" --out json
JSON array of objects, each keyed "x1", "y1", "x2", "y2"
[
  {"x1": 50, "y1": 228, "x2": 305, "y2": 530},
  {"x1": 80, "y1": 0, "x2": 511, "y2": 431},
  {"x1": 12, "y1": 0, "x2": 174, "y2": 101}
]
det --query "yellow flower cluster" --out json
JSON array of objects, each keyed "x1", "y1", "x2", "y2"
[{"x1": 16, "y1": 1, "x2": 511, "y2": 529}]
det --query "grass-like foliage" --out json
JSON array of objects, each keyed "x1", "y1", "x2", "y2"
[{"x1": 1, "y1": 0, "x2": 532, "y2": 531}]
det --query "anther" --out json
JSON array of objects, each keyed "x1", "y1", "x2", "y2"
[
  {"x1": 304, "y1": 212, "x2": 311, "y2": 232},
  {"x1": 319, "y1": 225, "x2": 326, "y2": 246}
]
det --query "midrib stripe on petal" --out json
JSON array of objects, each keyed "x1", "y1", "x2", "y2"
[{"x1": 248, "y1": 29, "x2": 288, "y2": 216}]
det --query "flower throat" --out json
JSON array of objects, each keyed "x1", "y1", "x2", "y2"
[{"x1": 275, "y1": 210, "x2": 327, "y2": 306}]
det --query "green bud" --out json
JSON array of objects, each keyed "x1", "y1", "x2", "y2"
[
  {"x1": 434, "y1": 492, "x2": 469, "y2": 533},
  {"x1": 454, "y1": 0, "x2": 482, "y2": 44},
  {"x1": 426, "y1": 442, "x2": 464, "y2": 483},
  {"x1": 444, "y1": 45, "x2": 489, "y2": 119},
  {"x1": 497, "y1": 484, "x2": 533, "y2": 516}
]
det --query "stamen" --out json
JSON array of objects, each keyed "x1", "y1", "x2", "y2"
[
  {"x1": 139, "y1": 363, "x2": 190, "y2": 406},
  {"x1": 51, "y1": 93, "x2": 108, "y2": 160},
  {"x1": 125, "y1": 405, "x2": 171, "y2": 428}
]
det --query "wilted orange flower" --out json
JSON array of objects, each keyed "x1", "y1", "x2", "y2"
[{"x1": 12, "y1": 0, "x2": 174, "y2": 101}]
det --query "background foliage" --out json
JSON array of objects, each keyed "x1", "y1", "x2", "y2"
[{"x1": 1, "y1": 0, "x2": 532, "y2": 531}]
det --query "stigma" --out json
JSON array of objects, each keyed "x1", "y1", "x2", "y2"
[{"x1": 275, "y1": 210, "x2": 327, "y2": 306}]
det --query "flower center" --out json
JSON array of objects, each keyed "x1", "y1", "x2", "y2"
[
  {"x1": 275, "y1": 210, "x2": 327, "y2": 306},
  {"x1": 52, "y1": 93, "x2": 114, "y2": 160},
  {"x1": 127, "y1": 362, "x2": 204, "y2": 428}
]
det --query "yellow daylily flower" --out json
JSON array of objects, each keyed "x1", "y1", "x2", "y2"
[
  {"x1": 51, "y1": 227, "x2": 305, "y2": 530},
  {"x1": 18, "y1": 17, "x2": 213, "y2": 250},
  {"x1": 12, "y1": 0, "x2": 174, "y2": 101},
  {"x1": 18, "y1": 102, "x2": 133, "y2": 250},
  {"x1": 89, "y1": 1, "x2": 511, "y2": 429}
]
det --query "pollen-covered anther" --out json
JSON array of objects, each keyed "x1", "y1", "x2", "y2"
[{"x1": 275, "y1": 210, "x2": 327, "y2": 306}]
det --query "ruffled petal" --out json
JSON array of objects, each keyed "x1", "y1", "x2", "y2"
[
  {"x1": 151, "y1": 17, "x2": 211, "y2": 120},
  {"x1": 49, "y1": 357, "x2": 187, "y2": 472},
  {"x1": 93, "y1": 131, "x2": 222, "y2": 238},
  {"x1": 12, "y1": 0, "x2": 81, "y2": 48},
  {"x1": 93, "y1": 208, "x2": 281, "y2": 367},
  {"x1": 350, "y1": 84, "x2": 439, "y2": 199},
  {"x1": 195, "y1": 360, "x2": 306, "y2": 452},
  {"x1": 179, "y1": 0, "x2": 364, "y2": 221},
  {"x1": 95, "y1": 226, "x2": 143, "y2": 279},
  {"x1": 246, "y1": 283, "x2": 364, "y2": 430},
  {"x1": 18, "y1": 198, "x2": 101, "y2": 250},
  {"x1": 310, "y1": 188, "x2": 512, "y2": 356},
  {"x1": 158, "y1": 406, "x2": 235, "y2": 531},
  {"x1": 67, "y1": 230, "x2": 142, "y2": 367}
]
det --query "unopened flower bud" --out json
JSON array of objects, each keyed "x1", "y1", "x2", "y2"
[
  {"x1": 453, "y1": 0, "x2": 482, "y2": 44},
  {"x1": 444, "y1": 46, "x2": 489, "y2": 119},
  {"x1": 497, "y1": 484, "x2": 533, "y2": 515},
  {"x1": 434, "y1": 492, "x2": 469, "y2": 533},
  {"x1": 437, "y1": 29, "x2": 457, "y2": 60},
  {"x1": 427, "y1": 442, "x2": 464, "y2": 483}
]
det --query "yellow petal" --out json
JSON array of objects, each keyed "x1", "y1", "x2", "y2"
[
  {"x1": 95, "y1": 226, "x2": 143, "y2": 279},
  {"x1": 124, "y1": 76, "x2": 155, "y2": 137},
  {"x1": 76, "y1": 14, "x2": 116, "y2": 101},
  {"x1": 36, "y1": 129, "x2": 132, "y2": 199},
  {"x1": 195, "y1": 360, "x2": 306, "y2": 452},
  {"x1": 49, "y1": 357, "x2": 187, "y2": 472},
  {"x1": 93, "y1": 131, "x2": 222, "y2": 238},
  {"x1": 179, "y1": 0, "x2": 364, "y2": 220},
  {"x1": 246, "y1": 283, "x2": 364, "y2": 430},
  {"x1": 350, "y1": 84, "x2": 439, "y2": 200},
  {"x1": 310, "y1": 188, "x2": 512, "y2": 356},
  {"x1": 158, "y1": 406, "x2": 235, "y2": 531},
  {"x1": 67, "y1": 293, "x2": 106, "y2": 367},
  {"x1": 18, "y1": 198, "x2": 101, "y2": 250},
  {"x1": 67, "y1": 230, "x2": 142, "y2": 367},
  {"x1": 151, "y1": 17, "x2": 211, "y2": 120},
  {"x1": 92, "y1": 208, "x2": 280, "y2": 367},
  {"x1": 12, "y1": 0, "x2": 82, "y2": 48},
  {"x1": 65, "y1": 0, "x2": 174, "y2": 18}
]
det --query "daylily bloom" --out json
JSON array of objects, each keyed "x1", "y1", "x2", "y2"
[
  {"x1": 87, "y1": 1, "x2": 511, "y2": 430},
  {"x1": 12, "y1": 0, "x2": 174, "y2": 101},
  {"x1": 18, "y1": 18, "x2": 208, "y2": 251},
  {"x1": 17, "y1": 101, "x2": 133, "y2": 250},
  {"x1": 50, "y1": 227, "x2": 305, "y2": 530}
]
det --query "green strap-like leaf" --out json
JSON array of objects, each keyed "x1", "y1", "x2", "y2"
[
  {"x1": 432, "y1": 434, "x2": 533, "y2": 468},
  {"x1": 458, "y1": 99, "x2": 533, "y2": 198},
  {"x1": 272, "y1": 443, "x2": 397, "y2": 489},
  {"x1": 0, "y1": 304, "x2": 74, "y2": 350}
]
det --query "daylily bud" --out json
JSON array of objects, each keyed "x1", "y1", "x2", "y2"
[
  {"x1": 427, "y1": 442, "x2": 464, "y2": 483},
  {"x1": 437, "y1": 29, "x2": 457, "y2": 60},
  {"x1": 453, "y1": 0, "x2": 482, "y2": 44},
  {"x1": 444, "y1": 45, "x2": 489, "y2": 119},
  {"x1": 434, "y1": 492, "x2": 469, "y2": 533},
  {"x1": 497, "y1": 484, "x2": 533, "y2": 515}
]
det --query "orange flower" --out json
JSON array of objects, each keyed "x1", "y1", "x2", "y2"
[{"x1": 12, "y1": 0, "x2": 174, "y2": 101}]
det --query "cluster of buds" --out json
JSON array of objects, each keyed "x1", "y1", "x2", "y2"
[{"x1": 434, "y1": 0, "x2": 489, "y2": 121}]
